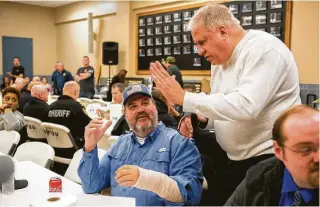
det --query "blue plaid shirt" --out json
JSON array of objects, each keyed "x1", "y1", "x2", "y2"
[{"x1": 78, "y1": 122, "x2": 203, "y2": 206}]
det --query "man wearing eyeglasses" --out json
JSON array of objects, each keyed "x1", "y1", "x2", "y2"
[{"x1": 226, "y1": 105, "x2": 319, "y2": 206}]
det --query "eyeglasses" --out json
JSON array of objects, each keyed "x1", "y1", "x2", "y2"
[{"x1": 283, "y1": 144, "x2": 319, "y2": 157}]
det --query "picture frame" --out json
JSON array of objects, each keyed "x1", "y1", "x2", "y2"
[
  {"x1": 270, "y1": 12, "x2": 282, "y2": 23},
  {"x1": 155, "y1": 37, "x2": 163, "y2": 45},
  {"x1": 173, "y1": 13, "x2": 182, "y2": 22},
  {"x1": 193, "y1": 45, "x2": 198, "y2": 54},
  {"x1": 139, "y1": 39, "x2": 145, "y2": 47},
  {"x1": 183, "y1": 11, "x2": 192, "y2": 20},
  {"x1": 269, "y1": 26, "x2": 281, "y2": 37},
  {"x1": 155, "y1": 26, "x2": 162, "y2": 35},
  {"x1": 139, "y1": 18, "x2": 145, "y2": 27},
  {"x1": 173, "y1": 46, "x2": 181, "y2": 55},
  {"x1": 147, "y1": 38, "x2": 153, "y2": 46},
  {"x1": 229, "y1": 4, "x2": 239, "y2": 14},
  {"x1": 164, "y1": 47, "x2": 171, "y2": 55},
  {"x1": 183, "y1": 45, "x2": 191, "y2": 54},
  {"x1": 155, "y1": 16, "x2": 163, "y2": 24},
  {"x1": 155, "y1": 48, "x2": 162, "y2": 56},
  {"x1": 147, "y1": 17, "x2": 153, "y2": 25},
  {"x1": 173, "y1": 35, "x2": 181, "y2": 44},
  {"x1": 242, "y1": 16, "x2": 252, "y2": 26},
  {"x1": 164, "y1": 36, "x2": 172, "y2": 45},
  {"x1": 256, "y1": 0, "x2": 267, "y2": 11},
  {"x1": 164, "y1": 14, "x2": 172, "y2": 23},
  {"x1": 183, "y1": 22, "x2": 189, "y2": 32},
  {"x1": 242, "y1": 2, "x2": 253, "y2": 13},
  {"x1": 139, "y1": 49, "x2": 145, "y2": 57},
  {"x1": 271, "y1": 0, "x2": 283, "y2": 9},
  {"x1": 255, "y1": 14, "x2": 267, "y2": 25},
  {"x1": 147, "y1": 48, "x2": 154, "y2": 56},
  {"x1": 164, "y1": 25, "x2": 172, "y2": 34},
  {"x1": 173, "y1": 24, "x2": 182, "y2": 33},
  {"x1": 147, "y1": 28, "x2": 154, "y2": 36},
  {"x1": 193, "y1": 57, "x2": 201, "y2": 66},
  {"x1": 139, "y1": 28, "x2": 145, "y2": 37},
  {"x1": 183, "y1": 34, "x2": 191, "y2": 43}
]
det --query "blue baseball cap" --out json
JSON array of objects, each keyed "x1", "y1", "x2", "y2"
[{"x1": 122, "y1": 84, "x2": 152, "y2": 105}]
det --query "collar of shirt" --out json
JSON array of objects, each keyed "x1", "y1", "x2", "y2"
[
  {"x1": 281, "y1": 168, "x2": 316, "y2": 204},
  {"x1": 130, "y1": 122, "x2": 164, "y2": 145}
]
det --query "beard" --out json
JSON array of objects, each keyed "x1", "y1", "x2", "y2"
[{"x1": 128, "y1": 112, "x2": 158, "y2": 137}]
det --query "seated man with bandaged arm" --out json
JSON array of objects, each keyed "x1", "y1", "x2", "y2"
[{"x1": 78, "y1": 84, "x2": 203, "y2": 206}]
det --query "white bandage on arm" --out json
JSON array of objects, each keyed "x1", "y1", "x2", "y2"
[{"x1": 134, "y1": 167, "x2": 183, "y2": 203}]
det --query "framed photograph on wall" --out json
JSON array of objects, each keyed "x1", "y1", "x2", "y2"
[
  {"x1": 242, "y1": 2, "x2": 253, "y2": 13},
  {"x1": 183, "y1": 34, "x2": 191, "y2": 43},
  {"x1": 183, "y1": 11, "x2": 192, "y2": 20},
  {"x1": 229, "y1": 4, "x2": 239, "y2": 14},
  {"x1": 270, "y1": 12, "x2": 282, "y2": 23},
  {"x1": 173, "y1": 24, "x2": 181, "y2": 33},
  {"x1": 139, "y1": 49, "x2": 145, "y2": 57},
  {"x1": 183, "y1": 22, "x2": 189, "y2": 32},
  {"x1": 270, "y1": 26, "x2": 281, "y2": 37},
  {"x1": 183, "y1": 45, "x2": 191, "y2": 54},
  {"x1": 242, "y1": 16, "x2": 252, "y2": 26},
  {"x1": 173, "y1": 46, "x2": 181, "y2": 54},
  {"x1": 255, "y1": 14, "x2": 267, "y2": 25},
  {"x1": 193, "y1": 45, "x2": 198, "y2": 54},
  {"x1": 147, "y1": 48, "x2": 154, "y2": 56},
  {"x1": 155, "y1": 37, "x2": 162, "y2": 45},
  {"x1": 271, "y1": 0, "x2": 283, "y2": 9},
  {"x1": 164, "y1": 14, "x2": 172, "y2": 23},
  {"x1": 193, "y1": 57, "x2": 201, "y2": 66},
  {"x1": 147, "y1": 38, "x2": 153, "y2": 46},
  {"x1": 164, "y1": 47, "x2": 171, "y2": 55},
  {"x1": 147, "y1": 17, "x2": 153, "y2": 25},
  {"x1": 139, "y1": 28, "x2": 145, "y2": 37},
  {"x1": 256, "y1": 0, "x2": 267, "y2": 11},
  {"x1": 155, "y1": 26, "x2": 162, "y2": 35},
  {"x1": 173, "y1": 13, "x2": 182, "y2": 21},
  {"x1": 147, "y1": 28, "x2": 154, "y2": 36},
  {"x1": 155, "y1": 16, "x2": 163, "y2": 24},
  {"x1": 139, "y1": 39, "x2": 145, "y2": 47},
  {"x1": 164, "y1": 25, "x2": 172, "y2": 34},
  {"x1": 155, "y1": 48, "x2": 162, "y2": 56},
  {"x1": 164, "y1": 36, "x2": 171, "y2": 45},
  {"x1": 173, "y1": 35, "x2": 181, "y2": 44},
  {"x1": 139, "y1": 18, "x2": 145, "y2": 27}
]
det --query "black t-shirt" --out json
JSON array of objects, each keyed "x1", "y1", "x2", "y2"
[
  {"x1": 12, "y1": 65, "x2": 25, "y2": 81},
  {"x1": 76, "y1": 66, "x2": 94, "y2": 93},
  {"x1": 42, "y1": 95, "x2": 91, "y2": 150}
]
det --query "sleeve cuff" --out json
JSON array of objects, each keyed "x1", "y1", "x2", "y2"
[
  {"x1": 83, "y1": 146, "x2": 98, "y2": 158},
  {"x1": 183, "y1": 92, "x2": 198, "y2": 114}
]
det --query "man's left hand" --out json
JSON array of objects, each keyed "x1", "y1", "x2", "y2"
[
  {"x1": 115, "y1": 165, "x2": 140, "y2": 187},
  {"x1": 150, "y1": 61, "x2": 185, "y2": 106}
]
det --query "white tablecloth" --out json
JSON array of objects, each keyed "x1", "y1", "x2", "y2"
[{"x1": 0, "y1": 161, "x2": 135, "y2": 206}]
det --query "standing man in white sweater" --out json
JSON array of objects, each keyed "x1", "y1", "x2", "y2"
[{"x1": 150, "y1": 3, "x2": 301, "y2": 205}]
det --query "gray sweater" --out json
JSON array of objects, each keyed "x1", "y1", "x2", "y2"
[{"x1": 0, "y1": 110, "x2": 25, "y2": 131}]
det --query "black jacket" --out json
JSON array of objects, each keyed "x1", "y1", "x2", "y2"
[
  {"x1": 225, "y1": 157, "x2": 319, "y2": 206},
  {"x1": 42, "y1": 95, "x2": 91, "y2": 149},
  {"x1": 23, "y1": 97, "x2": 49, "y2": 121},
  {"x1": 18, "y1": 90, "x2": 32, "y2": 113},
  {"x1": 154, "y1": 97, "x2": 177, "y2": 128}
]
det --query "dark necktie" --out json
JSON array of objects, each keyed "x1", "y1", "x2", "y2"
[{"x1": 291, "y1": 191, "x2": 305, "y2": 206}]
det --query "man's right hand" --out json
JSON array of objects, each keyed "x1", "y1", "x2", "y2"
[
  {"x1": 84, "y1": 119, "x2": 112, "y2": 152},
  {"x1": 178, "y1": 114, "x2": 207, "y2": 138}
]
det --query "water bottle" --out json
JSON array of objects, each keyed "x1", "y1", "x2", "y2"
[{"x1": 1, "y1": 158, "x2": 15, "y2": 195}]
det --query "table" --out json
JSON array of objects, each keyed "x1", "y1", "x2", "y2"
[{"x1": 0, "y1": 161, "x2": 135, "y2": 206}]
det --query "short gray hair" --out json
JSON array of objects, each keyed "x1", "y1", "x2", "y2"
[{"x1": 188, "y1": 3, "x2": 240, "y2": 31}]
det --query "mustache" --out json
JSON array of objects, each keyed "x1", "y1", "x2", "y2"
[{"x1": 135, "y1": 112, "x2": 150, "y2": 121}]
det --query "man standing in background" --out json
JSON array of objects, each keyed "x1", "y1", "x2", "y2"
[
  {"x1": 164, "y1": 56, "x2": 183, "y2": 88},
  {"x1": 75, "y1": 56, "x2": 95, "y2": 99},
  {"x1": 7, "y1": 57, "x2": 25, "y2": 82},
  {"x1": 51, "y1": 62, "x2": 73, "y2": 95}
]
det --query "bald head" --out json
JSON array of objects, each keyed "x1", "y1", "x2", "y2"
[
  {"x1": 31, "y1": 85, "x2": 49, "y2": 102},
  {"x1": 57, "y1": 62, "x2": 64, "y2": 72},
  {"x1": 63, "y1": 81, "x2": 80, "y2": 100}
]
